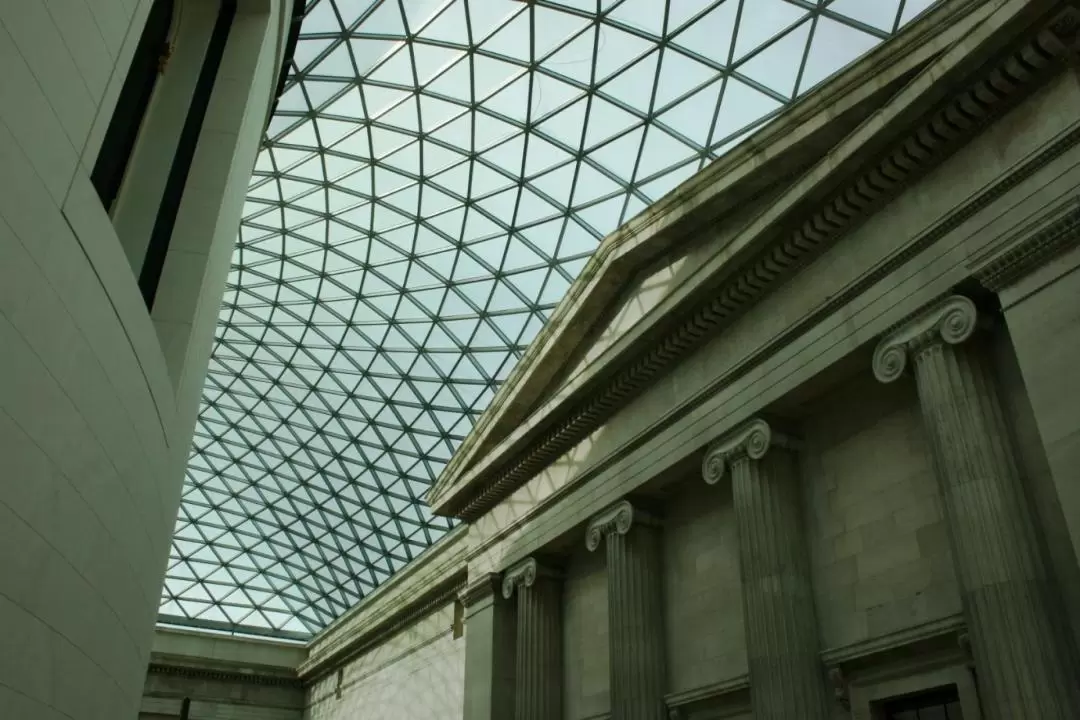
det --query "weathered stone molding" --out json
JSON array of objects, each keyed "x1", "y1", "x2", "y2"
[
  {"x1": 459, "y1": 573, "x2": 501, "y2": 608},
  {"x1": 585, "y1": 499, "x2": 658, "y2": 552},
  {"x1": 701, "y1": 418, "x2": 796, "y2": 485},
  {"x1": 147, "y1": 662, "x2": 303, "y2": 688},
  {"x1": 446, "y1": 11, "x2": 1076, "y2": 522},
  {"x1": 975, "y1": 197, "x2": 1080, "y2": 291},
  {"x1": 664, "y1": 674, "x2": 750, "y2": 719},
  {"x1": 872, "y1": 295, "x2": 979, "y2": 383},
  {"x1": 820, "y1": 614, "x2": 966, "y2": 667},
  {"x1": 501, "y1": 556, "x2": 560, "y2": 599}
]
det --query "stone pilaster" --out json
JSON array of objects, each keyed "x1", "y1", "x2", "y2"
[
  {"x1": 502, "y1": 558, "x2": 562, "y2": 720},
  {"x1": 873, "y1": 295, "x2": 1080, "y2": 718},
  {"x1": 586, "y1": 500, "x2": 666, "y2": 720},
  {"x1": 461, "y1": 574, "x2": 516, "y2": 720},
  {"x1": 703, "y1": 419, "x2": 830, "y2": 720}
]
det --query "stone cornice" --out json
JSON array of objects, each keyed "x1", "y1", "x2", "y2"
[
  {"x1": 146, "y1": 661, "x2": 303, "y2": 688},
  {"x1": 501, "y1": 557, "x2": 560, "y2": 599},
  {"x1": 585, "y1": 500, "x2": 658, "y2": 552},
  {"x1": 459, "y1": 573, "x2": 502, "y2": 608},
  {"x1": 820, "y1": 614, "x2": 967, "y2": 667},
  {"x1": 701, "y1": 418, "x2": 796, "y2": 485},
  {"x1": 433, "y1": 1, "x2": 1078, "y2": 522},
  {"x1": 665, "y1": 674, "x2": 750, "y2": 719},
  {"x1": 427, "y1": 0, "x2": 996, "y2": 517},
  {"x1": 872, "y1": 295, "x2": 980, "y2": 383},
  {"x1": 975, "y1": 196, "x2": 1080, "y2": 290}
]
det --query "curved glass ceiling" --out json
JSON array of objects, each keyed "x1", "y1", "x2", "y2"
[{"x1": 162, "y1": 0, "x2": 938, "y2": 637}]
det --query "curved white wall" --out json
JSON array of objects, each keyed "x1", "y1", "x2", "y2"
[{"x1": 0, "y1": 0, "x2": 288, "y2": 717}]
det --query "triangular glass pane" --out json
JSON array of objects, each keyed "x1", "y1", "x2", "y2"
[
  {"x1": 732, "y1": 0, "x2": 806, "y2": 61},
  {"x1": 829, "y1": 0, "x2": 902, "y2": 33},
  {"x1": 798, "y1": 16, "x2": 880, "y2": 93}
]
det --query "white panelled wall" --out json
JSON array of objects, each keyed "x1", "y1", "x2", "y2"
[{"x1": 0, "y1": 0, "x2": 290, "y2": 718}]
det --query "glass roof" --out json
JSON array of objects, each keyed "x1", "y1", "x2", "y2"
[{"x1": 162, "y1": 0, "x2": 938, "y2": 637}]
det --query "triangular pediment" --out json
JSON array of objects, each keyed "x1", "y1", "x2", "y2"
[{"x1": 426, "y1": 0, "x2": 1057, "y2": 519}]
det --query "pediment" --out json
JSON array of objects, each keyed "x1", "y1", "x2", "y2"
[{"x1": 426, "y1": 0, "x2": 1069, "y2": 519}]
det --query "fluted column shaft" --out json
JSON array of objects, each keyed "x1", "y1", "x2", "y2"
[
  {"x1": 503, "y1": 558, "x2": 562, "y2": 720},
  {"x1": 703, "y1": 420, "x2": 830, "y2": 720},
  {"x1": 874, "y1": 295, "x2": 1080, "y2": 719},
  {"x1": 587, "y1": 501, "x2": 666, "y2": 720}
]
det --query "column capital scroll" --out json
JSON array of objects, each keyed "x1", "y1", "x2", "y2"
[
  {"x1": 501, "y1": 557, "x2": 560, "y2": 599},
  {"x1": 873, "y1": 295, "x2": 979, "y2": 384},
  {"x1": 702, "y1": 418, "x2": 795, "y2": 485},
  {"x1": 585, "y1": 500, "x2": 657, "y2": 552}
]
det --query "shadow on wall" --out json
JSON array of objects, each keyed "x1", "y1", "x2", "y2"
[{"x1": 308, "y1": 607, "x2": 466, "y2": 720}]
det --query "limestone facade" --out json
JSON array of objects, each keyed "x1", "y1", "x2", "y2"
[{"x1": 156, "y1": 1, "x2": 1080, "y2": 718}]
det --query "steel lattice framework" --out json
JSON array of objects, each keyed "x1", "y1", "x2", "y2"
[{"x1": 161, "y1": 0, "x2": 938, "y2": 637}]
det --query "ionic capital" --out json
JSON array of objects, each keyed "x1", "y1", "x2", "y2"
[
  {"x1": 702, "y1": 418, "x2": 793, "y2": 485},
  {"x1": 585, "y1": 500, "x2": 657, "y2": 552},
  {"x1": 500, "y1": 557, "x2": 559, "y2": 599},
  {"x1": 872, "y1": 295, "x2": 979, "y2": 384}
]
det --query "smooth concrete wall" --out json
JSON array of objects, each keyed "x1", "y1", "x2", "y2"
[
  {"x1": 663, "y1": 479, "x2": 745, "y2": 694},
  {"x1": 802, "y1": 376, "x2": 961, "y2": 651},
  {"x1": 562, "y1": 545, "x2": 609, "y2": 720},
  {"x1": 306, "y1": 602, "x2": 465, "y2": 720},
  {"x1": 0, "y1": 0, "x2": 287, "y2": 718}
]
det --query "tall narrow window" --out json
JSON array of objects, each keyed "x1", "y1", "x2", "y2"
[
  {"x1": 140, "y1": 0, "x2": 236, "y2": 309},
  {"x1": 91, "y1": 0, "x2": 176, "y2": 211}
]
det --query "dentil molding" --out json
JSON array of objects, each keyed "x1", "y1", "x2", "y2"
[{"x1": 872, "y1": 295, "x2": 979, "y2": 384}]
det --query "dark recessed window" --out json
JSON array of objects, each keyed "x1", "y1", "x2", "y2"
[
  {"x1": 881, "y1": 685, "x2": 963, "y2": 720},
  {"x1": 91, "y1": 0, "x2": 175, "y2": 212}
]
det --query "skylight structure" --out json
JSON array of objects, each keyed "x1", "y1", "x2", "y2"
[{"x1": 162, "y1": 0, "x2": 939, "y2": 637}]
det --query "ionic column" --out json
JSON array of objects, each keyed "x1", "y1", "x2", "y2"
[
  {"x1": 586, "y1": 500, "x2": 666, "y2": 720},
  {"x1": 502, "y1": 558, "x2": 562, "y2": 720},
  {"x1": 873, "y1": 295, "x2": 1080, "y2": 718},
  {"x1": 703, "y1": 419, "x2": 830, "y2": 720}
]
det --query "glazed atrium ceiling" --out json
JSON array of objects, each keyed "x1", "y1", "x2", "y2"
[{"x1": 161, "y1": 0, "x2": 939, "y2": 638}]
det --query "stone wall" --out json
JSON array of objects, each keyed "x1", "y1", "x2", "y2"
[
  {"x1": 306, "y1": 602, "x2": 464, "y2": 720},
  {"x1": 802, "y1": 375, "x2": 961, "y2": 651},
  {"x1": 562, "y1": 544, "x2": 609, "y2": 720},
  {"x1": 663, "y1": 478, "x2": 745, "y2": 694}
]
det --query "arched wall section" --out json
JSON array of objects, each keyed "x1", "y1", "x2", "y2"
[{"x1": 0, "y1": 0, "x2": 289, "y2": 717}]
